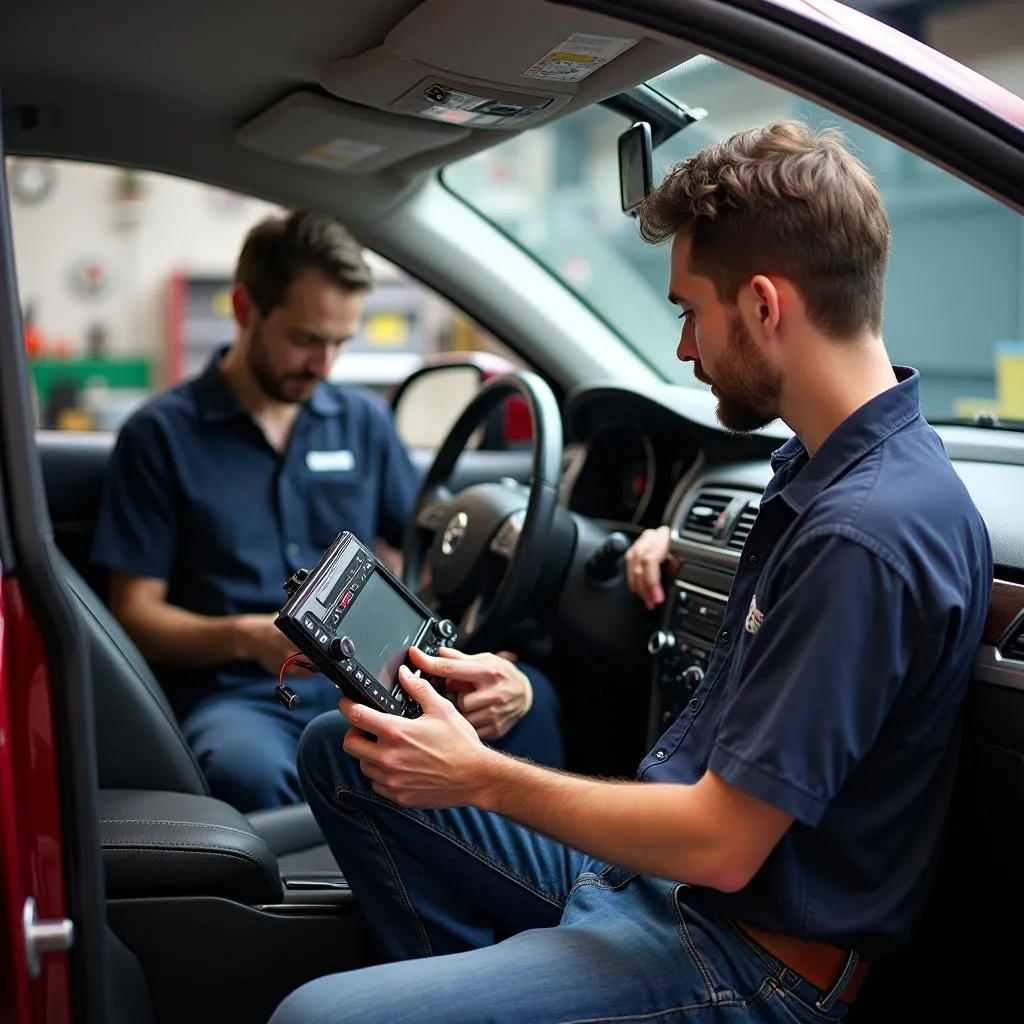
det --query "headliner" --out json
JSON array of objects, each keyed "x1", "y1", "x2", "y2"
[{"x1": 0, "y1": 0, "x2": 687, "y2": 221}]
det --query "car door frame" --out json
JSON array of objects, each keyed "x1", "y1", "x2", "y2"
[{"x1": 0, "y1": 111, "x2": 109, "y2": 1021}]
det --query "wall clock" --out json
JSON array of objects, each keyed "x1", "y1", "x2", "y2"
[{"x1": 10, "y1": 159, "x2": 57, "y2": 205}]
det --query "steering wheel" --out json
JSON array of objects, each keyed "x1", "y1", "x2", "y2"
[{"x1": 402, "y1": 371, "x2": 563, "y2": 653}]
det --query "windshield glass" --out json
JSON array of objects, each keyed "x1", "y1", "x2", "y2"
[{"x1": 445, "y1": 55, "x2": 1024, "y2": 426}]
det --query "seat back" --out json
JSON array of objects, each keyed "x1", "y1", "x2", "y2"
[
  {"x1": 38, "y1": 429, "x2": 114, "y2": 593},
  {"x1": 59, "y1": 548, "x2": 208, "y2": 795}
]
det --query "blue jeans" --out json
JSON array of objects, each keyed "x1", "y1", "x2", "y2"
[
  {"x1": 269, "y1": 713, "x2": 851, "y2": 1024},
  {"x1": 182, "y1": 664, "x2": 564, "y2": 813}
]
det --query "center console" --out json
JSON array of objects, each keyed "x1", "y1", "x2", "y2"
[
  {"x1": 98, "y1": 788, "x2": 382, "y2": 1024},
  {"x1": 647, "y1": 560, "x2": 734, "y2": 735}
]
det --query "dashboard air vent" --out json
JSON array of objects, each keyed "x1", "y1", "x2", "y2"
[
  {"x1": 681, "y1": 491, "x2": 734, "y2": 539},
  {"x1": 726, "y1": 503, "x2": 758, "y2": 551},
  {"x1": 1000, "y1": 616, "x2": 1024, "y2": 663}
]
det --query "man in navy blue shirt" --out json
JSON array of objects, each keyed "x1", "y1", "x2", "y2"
[
  {"x1": 91, "y1": 210, "x2": 564, "y2": 812},
  {"x1": 272, "y1": 122, "x2": 992, "y2": 1024}
]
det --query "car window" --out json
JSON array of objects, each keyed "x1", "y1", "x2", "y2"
[
  {"x1": 444, "y1": 54, "x2": 1024, "y2": 427},
  {"x1": 7, "y1": 158, "x2": 518, "y2": 433}
]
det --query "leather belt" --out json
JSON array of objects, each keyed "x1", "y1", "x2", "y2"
[{"x1": 736, "y1": 921, "x2": 871, "y2": 1004}]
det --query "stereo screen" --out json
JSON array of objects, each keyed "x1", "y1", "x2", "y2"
[{"x1": 340, "y1": 571, "x2": 428, "y2": 687}]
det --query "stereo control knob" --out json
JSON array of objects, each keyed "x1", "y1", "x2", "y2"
[
  {"x1": 435, "y1": 618, "x2": 456, "y2": 641},
  {"x1": 681, "y1": 666, "x2": 704, "y2": 689},
  {"x1": 647, "y1": 630, "x2": 677, "y2": 655},
  {"x1": 330, "y1": 636, "x2": 355, "y2": 660}
]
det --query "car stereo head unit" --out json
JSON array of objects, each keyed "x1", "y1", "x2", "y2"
[{"x1": 274, "y1": 530, "x2": 457, "y2": 718}]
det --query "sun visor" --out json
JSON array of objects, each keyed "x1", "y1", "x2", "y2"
[
  {"x1": 235, "y1": 91, "x2": 469, "y2": 174},
  {"x1": 320, "y1": 0, "x2": 682, "y2": 131}
]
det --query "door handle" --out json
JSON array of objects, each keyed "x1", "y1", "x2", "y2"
[{"x1": 23, "y1": 897, "x2": 74, "y2": 979}]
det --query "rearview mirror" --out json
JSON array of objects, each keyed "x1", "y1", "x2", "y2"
[{"x1": 619, "y1": 121, "x2": 653, "y2": 214}]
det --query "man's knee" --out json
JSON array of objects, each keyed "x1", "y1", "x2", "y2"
[
  {"x1": 204, "y1": 735, "x2": 299, "y2": 811},
  {"x1": 296, "y1": 711, "x2": 363, "y2": 801},
  {"x1": 185, "y1": 711, "x2": 300, "y2": 812},
  {"x1": 270, "y1": 969, "x2": 388, "y2": 1024}
]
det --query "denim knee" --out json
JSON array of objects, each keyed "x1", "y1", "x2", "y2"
[
  {"x1": 296, "y1": 711, "x2": 363, "y2": 803},
  {"x1": 201, "y1": 742, "x2": 298, "y2": 812}
]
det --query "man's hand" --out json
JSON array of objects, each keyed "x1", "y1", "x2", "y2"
[
  {"x1": 624, "y1": 526, "x2": 682, "y2": 609},
  {"x1": 234, "y1": 614, "x2": 309, "y2": 676},
  {"x1": 408, "y1": 646, "x2": 532, "y2": 741},
  {"x1": 340, "y1": 664, "x2": 490, "y2": 808}
]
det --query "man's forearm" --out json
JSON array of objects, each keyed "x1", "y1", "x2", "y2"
[
  {"x1": 471, "y1": 750, "x2": 756, "y2": 892},
  {"x1": 119, "y1": 603, "x2": 247, "y2": 667}
]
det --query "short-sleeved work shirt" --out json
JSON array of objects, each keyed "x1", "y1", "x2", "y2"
[
  {"x1": 638, "y1": 367, "x2": 992, "y2": 959},
  {"x1": 91, "y1": 349, "x2": 421, "y2": 712}
]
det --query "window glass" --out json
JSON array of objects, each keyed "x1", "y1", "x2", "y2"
[{"x1": 445, "y1": 55, "x2": 1024, "y2": 425}]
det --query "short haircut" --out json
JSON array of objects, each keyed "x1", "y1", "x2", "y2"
[
  {"x1": 235, "y1": 209, "x2": 373, "y2": 316},
  {"x1": 637, "y1": 120, "x2": 891, "y2": 337}
]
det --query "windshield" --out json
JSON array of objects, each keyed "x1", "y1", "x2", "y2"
[{"x1": 445, "y1": 55, "x2": 1024, "y2": 427}]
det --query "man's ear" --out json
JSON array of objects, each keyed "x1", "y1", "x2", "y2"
[
  {"x1": 232, "y1": 285, "x2": 255, "y2": 330},
  {"x1": 743, "y1": 275, "x2": 782, "y2": 338}
]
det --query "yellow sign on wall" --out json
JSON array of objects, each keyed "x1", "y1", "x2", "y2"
[
  {"x1": 996, "y1": 341, "x2": 1024, "y2": 418},
  {"x1": 365, "y1": 312, "x2": 408, "y2": 347},
  {"x1": 953, "y1": 340, "x2": 1024, "y2": 421},
  {"x1": 212, "y1": 288, "x2": 233, "y2": 319}
]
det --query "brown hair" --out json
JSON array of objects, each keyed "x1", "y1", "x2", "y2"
[
  {"x1": 235, "y1": 209, "x2": 373, "y2": 316},
  {"x1": 637, "y1": 120, "x2": 890, "y2": 338}
]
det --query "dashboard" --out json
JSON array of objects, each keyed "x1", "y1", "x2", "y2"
[
  {"x1": 560, "y1": 389, "x2": 711, "y2": 533},
  {"x1": 561, "y1": 381, "x2": 1024, "y2": 576},
  {"x1": 561, "y1": 426, "x2": 697, "y2": 530}
]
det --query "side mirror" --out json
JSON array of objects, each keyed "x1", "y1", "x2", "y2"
[{"x1": 391, "y1": 363, "x2": 486, "y2": 450}]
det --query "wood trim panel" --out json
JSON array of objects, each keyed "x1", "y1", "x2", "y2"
[{"x1": 984, "y1": 579, "x2": 1024, "y2": 645}]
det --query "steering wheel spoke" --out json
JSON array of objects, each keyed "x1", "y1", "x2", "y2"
[
  {"x1": 459, "y1": 596, "x2": 483, "y2": 639},
  {"x1": 416, "y1": 488, "x2": 454, "y2": 531},
  {"x1": 490, "y1": 509, "x2": 526, "y2": 559}
]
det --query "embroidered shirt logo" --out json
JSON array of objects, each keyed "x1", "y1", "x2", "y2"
[{"x1": 745, "y1": 593, "x2": 765, "y2": 634}]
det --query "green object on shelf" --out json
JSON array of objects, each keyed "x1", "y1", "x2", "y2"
[{"x1": 29, "y1": 358, "x2": 151, "y2": 401}]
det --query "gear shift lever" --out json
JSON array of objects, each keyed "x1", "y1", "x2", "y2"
[{"x1": 586, "y1": 531, "x2": 630, "y2": 583}]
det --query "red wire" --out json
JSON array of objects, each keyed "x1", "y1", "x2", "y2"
[{"x1": 279, "y1": 652, "x2": 316, "y2": 687}]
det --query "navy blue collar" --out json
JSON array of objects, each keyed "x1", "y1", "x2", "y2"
[
  {"x1": 770, "y1": 366, "x2": 922, "y2": 513},
  {"x1": 195, "y1": 346, "x2": 343, "y2": 422}
]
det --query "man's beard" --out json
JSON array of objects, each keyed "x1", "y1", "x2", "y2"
[
  {"x1": 247, "y1": 321, "x2": 320, "y2": 404},
  {"x1": 695, "y1": 310, "x2": 782, "y2": 433}
]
